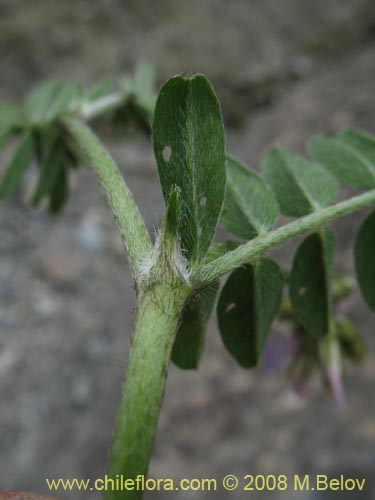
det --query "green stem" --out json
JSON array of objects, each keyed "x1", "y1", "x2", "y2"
[
  {"x1": 81, "y1": 92, "x2": 125, "y2": 121},
  {"x1": 104, "y1": 283, "x2": 190, "y2": 500},
  {"x1": 197, "y1": 189, "x2": 375, "y2": 284},
  {"x1": 61, "y1": 117, "x2": 153, "y2": 277}
]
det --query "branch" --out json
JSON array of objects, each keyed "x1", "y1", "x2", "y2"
[
  {"x1": 195, "y1": 190, "x2": 375, "y2": 285},
  {"x1": 79, "y1": 91, "x2": 154, "y2": 122},
  {"x1": 61, "y1": 116, "x2": 153, "y2": 277},
  {"x1": 80, "y1": 92, "x2": 124, "y2": 121}
]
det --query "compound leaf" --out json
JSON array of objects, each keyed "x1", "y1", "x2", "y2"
[
  {"x1": 172, "y1": 280, "x2": 219, "y2": 369},
  {"x1": 308, "y1": 134, "x2": 375, "y2": 189},
  {"x1": 153, "y1": 75, "x2": 226, "y2": 262},
  {"x1": 217, "y1": 258, "x2": 284, "y2": 368},
  {"x1": 221, "y1": 155, "x2": 279, "y2": 239},
  {"x1": 354, "y1": 210, "x2": 375, "y2": 311},
  {"x1": 264, "y1": 148, "x2": 337, "y2": 217},
  {"x1": 0, "y1": 131, "x2": 34, "y2": 198},
  {"x1": 290, "y1": 229, "x2": 335, "y2": 337}
]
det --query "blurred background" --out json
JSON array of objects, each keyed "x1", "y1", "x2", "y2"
[{"x1": 0, "y1": 0, "x2": 374, "y2": 498}]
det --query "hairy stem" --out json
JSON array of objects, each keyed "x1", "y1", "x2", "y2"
[
  {"x1": 197, "y1": 190, "x2": 375, "y2": 284},
  {"x1": 104, "y1": 283, "x2": 190, "y2": 500},
  {"x1": 81, "y1": 92, "x2": 125, "y2": 121},
  {"x1": 61, "y1": 117, "x2": 153, "y2": 276}
]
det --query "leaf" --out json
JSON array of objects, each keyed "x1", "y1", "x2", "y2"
[
  {"x1": 204, "y1": 241, "x2": 239, "y2": 263},
  {"x1": 87, "y1": 77, "x2": 115, "y2": 101},
  {"x1": 133, "y1": 59, "x2": 156, "y2": 111},
  {"x1": 161, "y1": 186, "x2": 181, "y2": 260},
  {"x1": 308, "y1": 134, "x2": 375, "y2": 189},
  {"x1": 172, "y1": 280, "x2": 219, "y2": 369},
  {"x1": 354, "y1": 210, "x2": 375, "y2": 311},
  {"x1": 0, "y1": 101, "x2": 25, "y2": 132},
  {"x1": 0, "y1": 131, "x2": 34, "y2": 197},
  {"x1": 153, "y1": 75, "x2": 226, "y2": 262},
  {"x1": 289, "y1": 229, "x2": 335, "y2": 337},
  {"x1": 26, "y1": 80, "x2": 62, "y2": 124},
  {"x1": 0, "y1": 132, "x2": 8, "y2": 152},
  {"x1": 264, "y1": 148, "x2": 338, "y2": 217},
  {"x1": 48, "y1": 161, "x2": 69, "y2": 213},
  {"x1": 26, "y1": 81, "x2": 82, "y2": 124},
  {"x1": 43, "y1": 82, "x2": 82, "y2": 121},
  {"x1": 31, "y1": 128, "x2": 66, "y2": 206},
  {"x1": 217, "y1": 258, "x2": 284, "y2": 368},
  {"x1": 221, "y1": 155, "x2": 279, "y2": 239},
  {"x1": 340, "y1": 129, "x2": 375, "y2": 166}
]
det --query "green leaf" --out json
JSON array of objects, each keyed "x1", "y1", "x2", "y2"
[
  {"x1": 48, "y1": 161, "x2": 69, "y2": 213},
  {"x1": 0, "y1": 101, "x2": 25, "y2": 132},
  {"x1": 340, "y1": 129, "x2": 375, "y2": 166},
  {"x1": 153, "y1": 75, "x2": 226, "y2": 262},
  {"x1": 204, "y1": 241, "x2": 239, "y2": 264},
  {"x1": 217, "y1": 258, "x2": 284, "y2": 368},
  {"x1": 161, "y1": 186, "x2": 181, "y2": 260},
  {"x1": 133, "y1": 59, "x2": 156, "y2": 111},
  {"x1": 264, "y1": 148, "x2": 338, "y2": 217},
  {"x1": 172, "y1": 281, "x2": 219, "y2": 369},
  {"x1": 26, "y1": 81, "x2": 82, "y2": 124},
  {"x1": 87, "y1": 77, "x2": 115, "y2": 101},
  {"x1": 221, "y1": 155, "x2": 279, "y2": 239},
  {"x1": 31, "y1": 128, "x2": 66, "y2": 206},
  {"x1": 0, "y1": 131, "x2": 34, "y2": 197},
  {"x1": 308, "y1": 134, "x2": 375, "y2": 189},
  {"x1": 44, "y1": 82, "x2": 82, "y2": 121},
  {"x1": 26, "y1": 80, "x2": 62, "y2": 124},
  {"x1": 289, "y1": 229, "x2": 335, "y2": 337},
  {"x1": 354, "y1": 210, "x2": 375, "y2": 311},
  {"x1": 0, "y1": 132, "x2": 8, "y2": 152}
]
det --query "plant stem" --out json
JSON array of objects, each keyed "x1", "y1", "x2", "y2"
[
  {"x1": 61, "y1": 117, "x2": 153, "y2": 277},
  {"x1": 197, "y1": 189, "x2": 375, "y2": 284},
  {"x1": 81, "y1": 93, "x2": 125, "y2": 121},
  {"x1": 104, "y1": 283, "x2": 190, "y2": 500}
]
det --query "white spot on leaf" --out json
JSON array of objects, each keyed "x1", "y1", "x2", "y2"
[
  {"x1": 225, "y1": 302, "x2": 236, "y2": 313},
  {"x1": 162, "y1": 145, "x2": 172, "y2": 162},
  {"x1": 200, "y1": 196, "x2": 207, "y2": 206}
]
